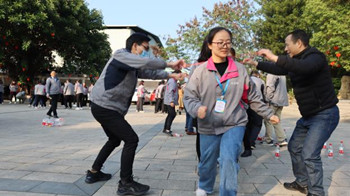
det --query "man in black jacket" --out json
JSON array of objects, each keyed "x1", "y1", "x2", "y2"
[{"x1": 244, "y1": 30, "x2": 339, "y2": 196}]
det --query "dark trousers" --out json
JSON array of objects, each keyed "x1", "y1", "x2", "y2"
[
  {"x1": 243, "y1": 108, "x2": 263, "y2": 150},
  {"x1": 0, "y1": 92, "x2": 3, "y2": 103},
  {"x1": 76, "y1": 93, "x2": 83, "y2": 107},
  {"x1": 33, "y1": 95, "x2": 45, "y2": 107},
  {"x1": 91, "y1": 102, "x2": 139, "y2": 180},
  {"x1": 9, "y1": 92, "x2": 16, "y2": 102},
  {"x1": 163, "y1": 105, "x2": 176, "y2": 131},
  {"x1": 47, "y1": 94, "x2": 58, "y2": 116},
  {"x1": 64, "y1": 95, "x2": 74, "y2": 108}
]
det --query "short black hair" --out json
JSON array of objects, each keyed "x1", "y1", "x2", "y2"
[
  {"x1": 126, "y1": 32, "x2": 151, "y2": 51},
  {"x1": 288, "y1": 29, "x2": 309, "y2": 47}
]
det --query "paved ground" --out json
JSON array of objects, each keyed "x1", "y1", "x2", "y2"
[{"x1": 0, "y1": 100, "x2": 350, "y2": 196}]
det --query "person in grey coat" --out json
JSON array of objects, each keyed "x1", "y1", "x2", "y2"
[
  {"x1": 85, "y1": 32, "x2": 185, "y2": 195},
  {"x1": 46, "y1": 71, "x2": 60, "y2": 118},
  {"x1": 63, "y1": 79, "x2": 74, "y2": 109},
  {"x1": 263, "y1": 73, "x2": 289, "y2": 146},
  {"x1": 162, "y1": 70, "x2": 181, "y2": 136}
]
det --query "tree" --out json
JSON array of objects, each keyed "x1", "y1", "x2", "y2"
[
  {"x1": 302, "y1": 0, "x2": 350, "y2": 73},
  {"x1": 0, "y1": 0, "x2": 111, "y2": 84},
  {"x1": 162, "y1": 0, "x2": 257, "y2": 63},
  {"x1": 254, "y1": 0, "x2": 306, "y2": 55}
]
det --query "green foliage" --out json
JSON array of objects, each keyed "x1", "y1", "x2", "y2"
[
  {"x1": 332, "y1": 77, "x2": 341, "y2": 95},
  {"x1": 254, "y1": 0, "x2": 306, "y2": 55},
  {"x1": 303, "y1": 0, "x2": 350, "y2": 71},
  {"x1": 0, "y1": 0, "x2": 111, "y2": 83},
  {"x1": 163, "y1": 0, "x2": 257, "y2": 62}
]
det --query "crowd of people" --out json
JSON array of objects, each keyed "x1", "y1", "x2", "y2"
[{"x1": 0, "y1": 29, "x2": 339, "y2": 196}]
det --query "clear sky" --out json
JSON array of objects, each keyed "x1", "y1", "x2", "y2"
[{"x1": 85, "y1": 0, "x2": 227, "y2": 44}]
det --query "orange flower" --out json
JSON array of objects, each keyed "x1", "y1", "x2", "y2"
[
  {"x1": 336, "y1": 53, "x2": 341, "y2": 58},
  {"x1": 337, "y1": 64, "x2": 341, "y2": 68},
  {"x1": 333, "y1": 46, "x2": 339, "y2": 50},
  {"x1": 330, "y1": 61, "x2": 336, "y2": 66}
]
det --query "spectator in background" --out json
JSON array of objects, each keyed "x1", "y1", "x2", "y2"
[
  {"x1": 263, "y1": 74, "x2": 289, "y2": 146},
  {"x1": 136, "y1": 80, "x2": 145, "y2": 113},
  {"x1": 46, "y1": 71, "x2": 61, "y2": 118},
  {"x1": 63, "y1": 79, "x2": 74, "y2": 109},
  {"x1": 33, "y1": 80, "x2": 46, "y2": 109},
  {"x1": 162, "y1": 70, "x2": 182, "y2": 136},
  {"x1": 241, "y1": 70, "x2": 266, "y2": 157},
  {"x1": 75, "y1": 80, "x2": 84, "y2": 110},
  {"x1": 9, "y1": 81, "x2": 18, "y2": 104},
  {"x1": 88, "y1": 83, "x2": 94, "y2": 107}
]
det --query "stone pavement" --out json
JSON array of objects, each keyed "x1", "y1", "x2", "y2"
[{"x1": 0, "y1": 100, "x2": 350, "y2": 196}]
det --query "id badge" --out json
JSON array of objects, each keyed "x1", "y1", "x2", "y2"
[{"x1": 214, "y1": 99, "x2": 226, "y2": 113}]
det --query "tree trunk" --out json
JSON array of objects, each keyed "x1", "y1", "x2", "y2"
[{"x1": 338, "y1": 75, "x2": 350, "y2": 99}]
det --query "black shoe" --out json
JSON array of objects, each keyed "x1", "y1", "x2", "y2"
[
  {"x1": 53, "y1": 115, "x2": 59, "y2": 118},
  {"x1": 307, "y1": 193, "x2": 318, "y2": 196},
  {"x1": 250, "y1": 144, "x2": 256, "y2": 150},
  {"x1": 85, "y1": 170, "x2": 112, "y2": 184},
  {"x1": 117, "y1": 176, "x2": 150, "y2": 195},
  {"x1": 162, "y1": 129, "x2": 173, "y2": 136},
  {"x1": 283, "y1": 181, "x2": 308, "y2": 194},
  {"x1": 47, "y1": 113, "x2": 52, "y2": 117},
  {"x1": 241, "y1": 150, "x2": 252, "y2": 157}
]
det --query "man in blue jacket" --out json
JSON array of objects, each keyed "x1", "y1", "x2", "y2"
[
  {"x1": 244, "y1": 29, "x2": 339, "y2": 196},
  {"x1": 85, "y1": 32, "x2": 184, "y2": 196}
]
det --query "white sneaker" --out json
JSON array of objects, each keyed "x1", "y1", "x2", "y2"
[
  {"x1": 140, "y1": 111, "x2": 144, "y2": 113},
  {"x1": 196, "y1": 188, "x2": 207, "y2": 196},
  {"x1": 75, "y1": 108, "x2": 80, "y2": 110}
]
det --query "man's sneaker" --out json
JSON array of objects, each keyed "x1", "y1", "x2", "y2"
[
  {"x1": 162, "y1": 129, "x2": 173, "y2": 136},
  {"x1": 261, "y1": 140, "x2": 274, "y2": 146},
  {"x1": 85, "y1": 170, "x2": 112, "y2": 184},
  {"x1": 277, "y1": 140, "x2": 288, "y2": 147},
  {"x1": 283, "y1": 181, "x2": 308, "y2": 194},
  {"x1": 117, "y1": 177, "x2": 150, "y2": 195},
  {"x1": 196, "y1": 188, "x2": 207, "y2": 196},
  {"x1": 251, "y1": 144, "x2": 256, "y2": 150}
]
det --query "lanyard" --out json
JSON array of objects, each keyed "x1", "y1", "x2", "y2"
[{"x1": 214, "y1": 74, "x2": 230, "y2": 99}]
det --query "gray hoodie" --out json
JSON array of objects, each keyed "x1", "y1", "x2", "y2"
[
  {"x1": 45, "y1": 77, "x2": 61, "y2": 95},
  {"x1": 90, "y1": 48, "x2": 169, "y2": 116},
  {"x1": 63, "y1": 82, "x2": 75, "y2": 95},
  {"x1": 164, "y1": 78, "x2": 178, "y2": 105},
  {"x1": 184, "y1": 57, "x2": 273, "y2": 135},
  {"x1": 34, "y1": 84, "x2": 45, "y2": 95},
  {"x1": 265, "y1": 74, "x2": 289, "y2": 107}
]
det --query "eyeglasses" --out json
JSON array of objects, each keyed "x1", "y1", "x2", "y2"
[
  {"x1": 141, "y1": 44, "x2": 150, "y2": 51},
  {"x1": 212, "y1": 41, "x2": 232, "y2": 48}
]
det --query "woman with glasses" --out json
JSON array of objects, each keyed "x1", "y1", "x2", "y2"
[{"x1": 184, "y1": 27, "x2": 279, "y2": 196}]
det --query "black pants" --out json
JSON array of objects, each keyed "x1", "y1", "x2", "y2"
[
  {"x1": 47, "y1": 94, "x2": 58, "y2": 116},
  {"x1": 163, "y1": 105, "x2": 176, "y2": 131},
  {"x1": 64, "y1": 95, "x2": 74, "y2": 108},
  {"x1": 76, "y1": 93, "x2": 83, "y2": 107},
  {"x1": 243, "y1": 108, "x2": 263, "y2": 150},
  {"x1": 91, "y1": 102, "x2": 139, "y2": 180}
]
